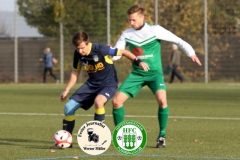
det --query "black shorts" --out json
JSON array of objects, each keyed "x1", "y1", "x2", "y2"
[{"x1": 70, "y1": 82, "x2": 118, "y2": 110}]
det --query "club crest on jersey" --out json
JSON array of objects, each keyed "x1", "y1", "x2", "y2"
[
  {"x1": 143, "y1": 33, "x2": 148, "y2": 38},
  {"x1": 93, "y1": 55, "x2": 99, "y2": 62}
]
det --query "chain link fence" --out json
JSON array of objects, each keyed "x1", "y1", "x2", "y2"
[{"x1": 0, "y1": 0, "x2": 239, "y2": 83}]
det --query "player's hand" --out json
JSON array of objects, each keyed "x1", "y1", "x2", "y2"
[
  {"x1": 190, "y1": 56, "x2": 202, "y2": 66},
  {"x1": 139, "y1": 62, "x2": 150, "y2": 71},
  {"x1": 60, "y1": 90, "x2": 69, "y2": 102}
]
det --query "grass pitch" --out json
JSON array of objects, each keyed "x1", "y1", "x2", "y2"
[{"x1": 0, "y1": 83, "x2": 240, "y2": 160}]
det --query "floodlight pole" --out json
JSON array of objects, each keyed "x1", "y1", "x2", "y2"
[
  {"x1": 14, "y1": 0, "x2": 18, "y2": 83},
  {"x1": 60, "y1": 0, "x2": 64, "y2": 84},
  {"x1": 155, "y1": 0, "x2": 158, "y2": 24},
  {"x1": 107, "y1": 0, "x2": 110, "y2": 45}
]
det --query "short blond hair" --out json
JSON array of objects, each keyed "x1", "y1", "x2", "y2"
[{"x1": 127, "y1": 5, "x2": 145, "y2": 15}]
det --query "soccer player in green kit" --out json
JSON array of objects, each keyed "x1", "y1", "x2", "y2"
[{"x1": 112, "y1": 5, "x2": 202, "y2": 148}]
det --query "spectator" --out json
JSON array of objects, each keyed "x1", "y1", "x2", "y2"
[
  {"x1": 169, "y1": 44, "x2": 184, "y2": 83},
  {"x1": 39, "y1": 47, "x2": 59, "y2": 84}
]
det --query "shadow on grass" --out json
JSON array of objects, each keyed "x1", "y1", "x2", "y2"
[
  {"x1": 0, "y1": 138, "x2": 50, "y2": 143},
  {"x1": 0, "y1": 138, "x2": 80, "y2": 150},
  {"x1": 0, "y1": 138, "x2": 52, "y2": 149},
  {"x1": 145, "y1": 145, "x2": 159, "y2": 149}
]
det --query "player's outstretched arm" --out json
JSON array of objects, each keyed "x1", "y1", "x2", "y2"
[
  {"x1": 60, "y1": 70, "x2": 80, "y2": 102},
  {"x1": 118, "y1": 49, "x2": 136, "y2": 61},
  {"x1": 190, "y1": 55, "x2": 202, "y2": 66}
]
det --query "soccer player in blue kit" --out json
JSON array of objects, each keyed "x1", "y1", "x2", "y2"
[{"x1": 59, "y1": 31, "x2": 149, "y2": 147}]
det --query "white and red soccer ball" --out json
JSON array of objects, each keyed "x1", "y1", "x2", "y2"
[{"x1": 53, "y1": 130, "x2": 72, "y2": 148}]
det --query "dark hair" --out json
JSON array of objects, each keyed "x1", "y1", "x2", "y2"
[
  {"x1": 72, "y1": 31, "x2": 89, "y2": 47},
  {"x1": 127, "y1": 5, "x2": 145, "y2": 15}
]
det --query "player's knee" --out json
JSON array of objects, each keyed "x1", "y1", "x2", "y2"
[
  {"x1": 94, "y1": 100, "x2": 105, "y2": 109},
  {"x1": 64, "y1": 99, "x2": 81, "y2": 116},
  {"x1": 159, "y1": 99, "x2": 167, "y2": 108},
  {"x1": 64, "y1": 101, "x2": 75, "y2": 116},
  {"x1": 94, "y1": 96, "x2": 107, "y2": 108},
  {"x1": 112, "y1": 97, "x2": 121, "y2": 108}
]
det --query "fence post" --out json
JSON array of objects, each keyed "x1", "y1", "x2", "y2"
[
  {"x1": 107, "y1": 0, "x2": 110, "y2": 45},
  {"x1": 60, "y1": 0, "x2": 64, "y2": 84},
  {"x1": 14, "y1": 0, "x2": 18, "y2": 83},
  {"x1": 155, "y1": 0, "x2": 158, "y2": 25},
  {"x1": 204, "y1": 0, "x2": 208, "y2": 83}
]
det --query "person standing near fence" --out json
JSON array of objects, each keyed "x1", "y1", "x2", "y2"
[
  {"x1": 169, "y1": 44, "x2": 184, "y2": 83},
  {"x1": 111, "y1": 4, "x2": 202, "y2": 148},
  {"x1": 39, "y1": 47, "x2": 59, "y2": 84}
]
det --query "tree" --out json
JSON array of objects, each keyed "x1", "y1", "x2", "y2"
[
  {"x1": 141, "y1": 0, "x2": 240, "y2": 81},
  {"x1": 0, "y1": 17, "x2": 10, "y2": 37},
  {"x1": 17, "y1": 0, "x2": 240, "y2": 81},
  {"x1": 17, "y1": 0, "x2": 136, "y2": 41},
  {"x1": 114, "y1": 0, "x2": 240, "y2": 81},
  {"x1": 17, "y1": 0, "x2": 136, "y2": 80}
]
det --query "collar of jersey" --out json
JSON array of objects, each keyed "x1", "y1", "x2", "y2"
[
  {"x1": 85, "y1": 43, "x2": 92, "y2": 56},
  {"x1": 135, "y1": 23, "x2": 145, "y2": 30}
]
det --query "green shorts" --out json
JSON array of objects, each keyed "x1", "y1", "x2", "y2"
[{"x1": 118, "y1": 71, "x2": 166, "y2": 98}]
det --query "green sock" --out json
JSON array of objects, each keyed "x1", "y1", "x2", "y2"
[
  {"x1": 112, "y1": 106, "x2": 125, "y2": 126},
  {"x1": 158, "y1": 106, "x2": 169, "y2": 137}
]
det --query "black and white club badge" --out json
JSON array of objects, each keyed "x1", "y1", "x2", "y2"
[{"x1": 77, "y1": 121, "x2": 111, "y2": 155}]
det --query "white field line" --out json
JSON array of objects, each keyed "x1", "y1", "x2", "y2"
[{"x1": 0, "y1": 112, "x2": 240, "y2": 120}]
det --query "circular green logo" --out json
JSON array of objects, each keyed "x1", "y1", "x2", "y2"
[{"x1": 112, "y1": 120, "x2": 147, "y2": 155}]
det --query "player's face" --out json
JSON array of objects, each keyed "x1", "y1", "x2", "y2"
[
  {"x1": 128, "y1": 12, "x2": 144, "y2": 30},
  {"x1": 76, "y1": 42, "x2": 89, "y2": 56}
]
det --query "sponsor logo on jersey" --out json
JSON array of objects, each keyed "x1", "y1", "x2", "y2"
[
  {"x1": 84, "y1": 62, "x2": 105, "y2": 73},
  {"x1": 132, "y1": 48, "x2": 144, "y2": 56},
  {"x1": 137, "y1": 54, "x2": 153, "y2": 59}
]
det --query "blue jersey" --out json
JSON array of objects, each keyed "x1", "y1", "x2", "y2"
[
  {"x1": 73, "y1": 43, "x2": 120, "y2": 86},
  {"x1": 43, "y1": 52, "x2": 54, "y2": 67}
]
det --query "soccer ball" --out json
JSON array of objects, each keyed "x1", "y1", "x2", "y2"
[{"x1": 53, "y1": 130, "x2": 72, "y2": 148}]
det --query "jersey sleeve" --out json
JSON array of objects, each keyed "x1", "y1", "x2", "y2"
[
  {"x1": 112, "y1": 32, "x2": 127, "y2": 60},
  {"x1": 100, "y1": 45, "x2": 120, "y2": 56},
  {"x1": 73, "y1": 50, "x2": 82, "y2": 71},
  {"x1": 114, "y1": 33, "x2": 127, "y2": 49},
  {"x1": 154, "y1": 25, "x2": 196, "y2": 57}
]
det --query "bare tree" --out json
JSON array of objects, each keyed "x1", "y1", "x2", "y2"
[{"x1": 0, "y1": 17, "x2": 10, "y2": 37}]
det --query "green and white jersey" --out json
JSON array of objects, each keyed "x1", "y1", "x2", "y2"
[{"x1": 113, "y1": 23, "x2": 195, "y2": 75}]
